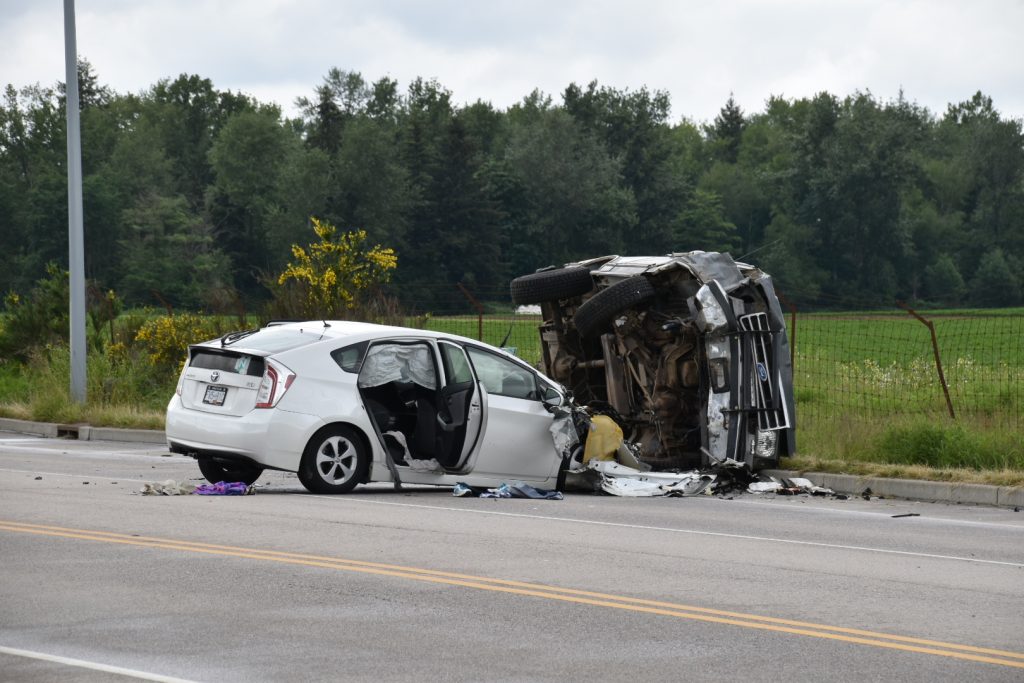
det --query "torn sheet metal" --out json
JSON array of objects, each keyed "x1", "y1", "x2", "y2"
[
  {"x1": 549, "y1": 410, "x2": 581, "y2": 460},
  {"x1": 584, "y1": 461, "x2": 714, "y2": 497},
  {"x1": 747, "y1": 476, "x2": 836, "y2": 496}
]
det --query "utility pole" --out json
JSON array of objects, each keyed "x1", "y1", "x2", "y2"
[{"x1": 64, "y1": 0, "x2": 87, "y2": 403}]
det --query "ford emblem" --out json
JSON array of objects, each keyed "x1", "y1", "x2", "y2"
[
  {"x1": 756, "y1": 363, "x2": 768, "y2": 382},
  {"x1": 211, "y1": 371, "x2": 220, "y2": 383}
]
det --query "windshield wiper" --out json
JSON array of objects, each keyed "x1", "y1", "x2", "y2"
[{"x1": 220, "y1": 328, "x2": 260, "y2": 347}]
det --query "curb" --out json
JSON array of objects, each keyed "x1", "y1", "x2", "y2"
[
  {"x1": 763, "y1": 469, "x2": 1023, "y2": 509},
  {"x1": 0, "y1": 418, "x2": 1020, "y2": 508},
  {"x1": 0, "y1": 418, "x2": 167, "y2": 445}
]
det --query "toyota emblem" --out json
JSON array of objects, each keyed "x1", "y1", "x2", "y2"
[{"x1": 211, "y1": 371, "x2": 220, "y2": 383}]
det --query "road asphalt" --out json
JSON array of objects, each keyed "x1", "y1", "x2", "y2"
[
  {"x1": 1, "y1": 438, "x2": 1022, "y2": 681},
  {"x1": 0, "y1": 416, "x2": 1020, "y2": 509}
]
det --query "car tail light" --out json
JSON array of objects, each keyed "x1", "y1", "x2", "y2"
[
  {"x1": 255, "y1": 360, "x2": 296, "y2": 408},
  {"x1": 175, "y1": 361, "x2": 188, "y2": 396}
]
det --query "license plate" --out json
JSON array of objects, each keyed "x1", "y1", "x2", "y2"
[{"x1": 203, "y1": 385, "x2": 227, "y2": 406}]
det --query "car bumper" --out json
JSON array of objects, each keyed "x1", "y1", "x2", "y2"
[{"x1": 165, "y1": 395, "x2": 325, "y2": 472}]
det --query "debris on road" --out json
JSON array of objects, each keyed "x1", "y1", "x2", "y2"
[
  {"x1": 454, "y1": 481, "x2": 564, "y2": 500},
  {"x1": 139, "y1": 480, "x2": 196, "y2": 495},
  {"x1": 194, "y1": 481, "x2": 255, "y2": 495},
  {"x1": 138, "y1": 479, "x2": 255, "y2": 495}
]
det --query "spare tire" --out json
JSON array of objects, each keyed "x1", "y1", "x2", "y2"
[
  {"x1": 573, "y1": 276, "x2": 656, "y2": 337},
  {"x1": 510, "y1": 266, "x2": 594, "y2": 305}
]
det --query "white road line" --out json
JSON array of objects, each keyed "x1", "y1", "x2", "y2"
[
  {"x1": 0, "y1": 645, "x2": 197, "y2": 682},
  {"x1": 722, "y1": 497, "x2": 1024, "y2": 530},
  {"x1": 0, "y1": 468, "x2": 137, "y2": 481},
  {"x1": 314, "y1": 496, "x2": 1024, "y2": 569}
]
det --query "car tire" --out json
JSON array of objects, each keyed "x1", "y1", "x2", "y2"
[
  {"x1": 510, "y1": 266, "x2": 594, "y2": 305},
  {"x1": 197, "y1": 458, "x2": 263, "y2": 485},
  {"x1": 573, "y1": 276, "x2": 656, "y2": 338},
  {"x1": 297, "y1": 426, "x2": 368, "y2": 494}
]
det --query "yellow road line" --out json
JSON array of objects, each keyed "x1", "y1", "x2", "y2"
[{"x1": 2, "y1": 519, "x2": 1022, "y2": 669}]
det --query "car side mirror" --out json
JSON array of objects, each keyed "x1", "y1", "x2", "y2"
[{"x1": 541, "y1": 388, "x2": 564, "y2": 413}]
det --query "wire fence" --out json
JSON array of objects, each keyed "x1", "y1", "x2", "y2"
[{"x1": 391, "y1": 285, "x2": 1023, "y2": 438}]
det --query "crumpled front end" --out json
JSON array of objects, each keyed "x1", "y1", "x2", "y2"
[{"x1": 517, "y1": 251, "x2": 796, "y2": 471}]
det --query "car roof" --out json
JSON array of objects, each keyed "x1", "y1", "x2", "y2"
[{"x1": 196, "y1": 320, "x2": 520, "y2": 362}]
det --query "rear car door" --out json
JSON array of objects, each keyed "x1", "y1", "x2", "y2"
[{"x1": 437, "y1": 341, "x2": 483, "y2": 469}]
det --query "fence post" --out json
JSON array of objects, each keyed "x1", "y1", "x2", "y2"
[
  {"x1": 456, "y1": 283, "x2": 484, "y2": 341},
  {"x1": 896, "y1": 302, "x2": 956, "y2": 420}
]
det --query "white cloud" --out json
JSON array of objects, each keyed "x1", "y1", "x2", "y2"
[{"x1": 0, "y1": 0, "x2": 1021, "y2": 122}]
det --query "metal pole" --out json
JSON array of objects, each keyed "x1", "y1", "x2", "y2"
[
  {"x1": 64, "y1": 0, "x2": 87, "y2": 403},
  {"x1": 456, "y1": 283, "x2": 485, "y2": 341},
  {"x1": 897, "y1": 302, "x2": 955, "y2": 420}
]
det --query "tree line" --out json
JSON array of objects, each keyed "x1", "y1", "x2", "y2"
[{"x1": 1, "y1": 60, "x2": 1022, "y2": 312}]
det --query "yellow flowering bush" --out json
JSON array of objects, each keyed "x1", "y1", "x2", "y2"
[
  {"x1": 134, "y1": 313, "x2": 223, "y2": 372},
  {"x1": 276, "y1": 217, "x2": 397, "y2": 319}
]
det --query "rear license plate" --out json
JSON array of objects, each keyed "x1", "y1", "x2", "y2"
[{"x1": 203, "y1": 385, "x2": 227, "y2": 406}]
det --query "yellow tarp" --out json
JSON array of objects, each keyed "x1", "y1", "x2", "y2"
[{"x1": 583, "y1": 415, "x2": 624, "y2": 463}]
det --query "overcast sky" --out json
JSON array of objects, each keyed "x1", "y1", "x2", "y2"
[{"x1": 2, "y1": 0, "x2": 1022, "y2": 123}]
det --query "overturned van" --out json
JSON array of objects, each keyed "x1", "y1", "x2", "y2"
[{"x1": 510, "y1": 252, "x2": 796, "y2": 471}]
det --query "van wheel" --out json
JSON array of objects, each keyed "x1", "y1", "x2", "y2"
[
  {"x1": 197, "y1": 458, "x2": 263, "y2": 485},
  {"x1": 510, "y1": 266, "x2": 594, "y2": 304},
  {"x1": 573, "y1": 276, "x2": 656, "y2": 338},
  {"x1": 298, "y1": 426, "x2": 368, "y2": 494}
]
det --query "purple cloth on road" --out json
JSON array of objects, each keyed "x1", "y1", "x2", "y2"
[{"x1": 193, "y1": 481, "x2": 252, "y2": 495}]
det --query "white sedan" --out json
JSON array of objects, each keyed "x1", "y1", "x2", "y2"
[{"x1": 165, "y1": 321, "x2": 572, "y2": 493}]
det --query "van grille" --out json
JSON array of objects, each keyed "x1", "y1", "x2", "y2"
[{"x1": 739, "y1": 313, "x2": 790, "y2": 431}]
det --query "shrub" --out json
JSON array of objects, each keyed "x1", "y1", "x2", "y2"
[
  {"x1": 134, "y1": 313, "x2": 226, "y2": 376},
  {"x1": 0, "y1": 263, "x2": 69, "y2": 360},
  {"x1": 271, "y1": 217, "x2": 397, "y2": 319}
]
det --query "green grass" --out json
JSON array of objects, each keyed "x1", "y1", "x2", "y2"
[
  {"x1": 421, "y1": 315, "x2": 544, "y2": 365},
  {"x1": 0, "y1": 345, "x2": 173, "y2": 428}
]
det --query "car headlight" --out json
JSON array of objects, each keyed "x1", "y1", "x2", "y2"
[{"x1": 755, "y1": 429, "x2": 778, "y2": 459}]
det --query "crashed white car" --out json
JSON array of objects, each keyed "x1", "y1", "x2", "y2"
[
  {"x1": 165, "y1": 321, "x2": 575, "y2": 493},
  {"x1": 511, "y1": 252, "x2": 796, "y2": 471}
]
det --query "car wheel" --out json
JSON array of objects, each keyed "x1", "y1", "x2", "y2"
[
  {"x1": 197, "y1": 458, "x2": 263, "y2": 485},
  {"x1": 297, "y1": 426, "x2": 368, "y2": 494},
  {"x1": 510, "y1": 266, "x2": 594, "y2": 305},
  {"x1": 573, "y1": 276, "x2": 656, "y2": 338}
]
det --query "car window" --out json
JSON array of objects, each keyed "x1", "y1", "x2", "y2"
[
  {"x1": 439, "y1": 342, "x2": 474, "y2": 384},
  {"x1": 330, "y1": 341, "x2": 369, "y2": 373},
  {"x1": 466, "y1": 347, "x2": 538, "y2": 400},
  {"x1": 357, "y1": 342, "x2": 437, "y2": 390},
  {"x1": 190, "y1": 349, "x2": 265, "y2": 377}
]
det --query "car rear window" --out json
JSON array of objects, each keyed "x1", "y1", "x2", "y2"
[{"x1": 190, "y1": 350, "x2": 265, "y2": 377}]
